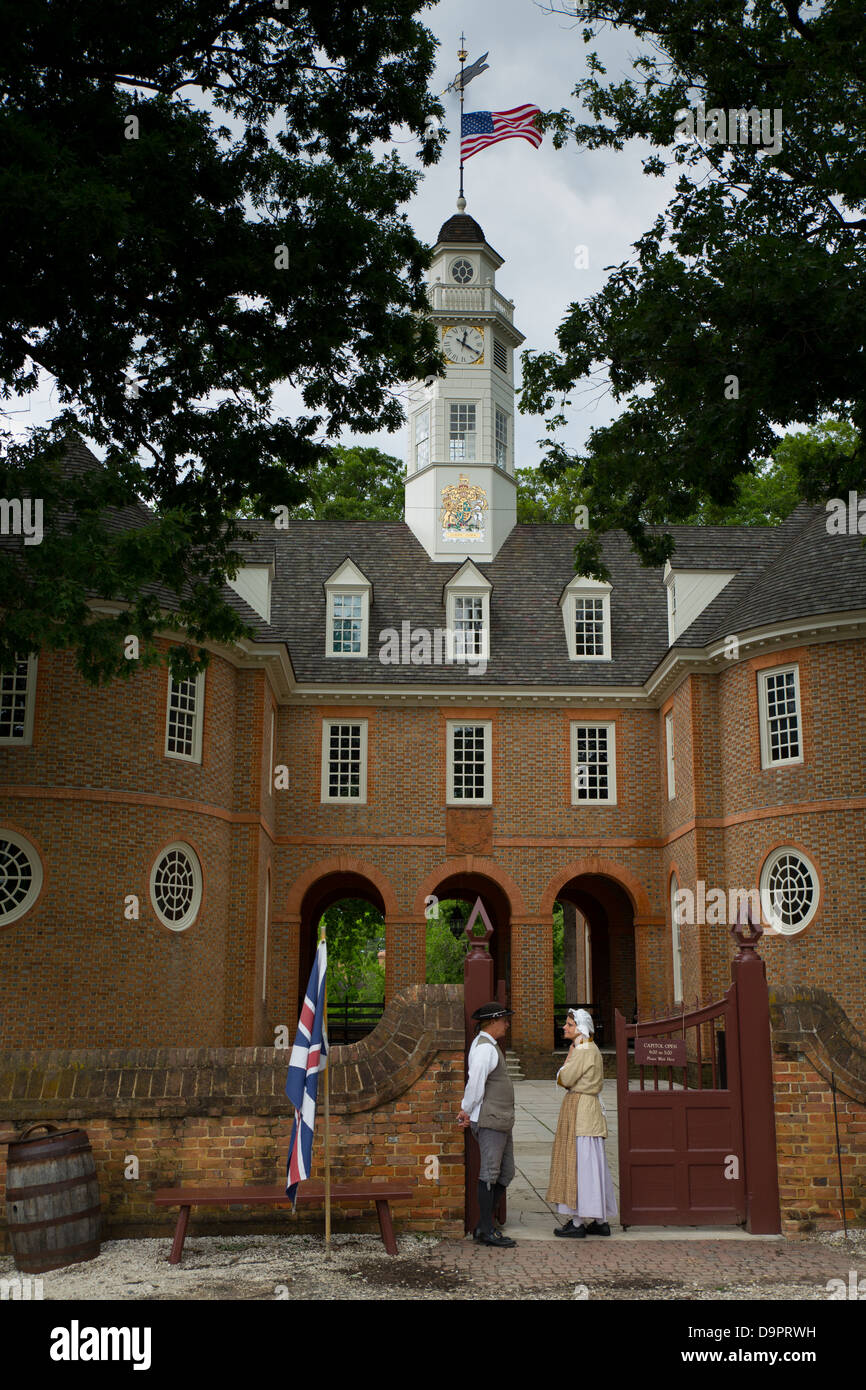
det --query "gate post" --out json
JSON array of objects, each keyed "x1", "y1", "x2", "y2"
[{"x1": 730, "y1": 914, "x2": 781, "y2": 1234}]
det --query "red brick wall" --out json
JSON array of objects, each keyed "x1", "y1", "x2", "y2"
[
  {"x1": 770, "y1": 987, "x2": 866, "y2": 1234},
  {"x1": 0, "y1": 986, "x2": 465, "y2": 1246},
  {"x1": 2, "y1": 634, "x2": 865, "y2": 1052}
]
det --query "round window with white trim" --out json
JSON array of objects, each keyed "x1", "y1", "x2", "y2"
[
  {"x1": 450, "y1": 257, "x2": 474, "y2": 284},
  {"x1": 760, "y1": 848, "x2": 819, "y2": 935},
  {"x1": 0, "y1": 831, "x2": 43, "y2": 925},
  {"x1": 150, "y1": 842, "x2": 202, "y2": 932}
]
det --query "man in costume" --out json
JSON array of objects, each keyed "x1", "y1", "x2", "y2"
[{"x1": 457, "y1": 1001, "x2": 517, "y2": 1248}]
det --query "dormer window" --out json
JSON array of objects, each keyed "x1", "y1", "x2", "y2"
[
  {"x1": 324, "y1": 559, "x2": 372, "y2": 658},
  {"x1": 444, "y1": 559, "x2": 491, "y2": 664},
  {"x1": 664, "y1": 561, "x2": 735, "y2": 644},
  {"x1": 560, "y1": 576, "x2": 612, "y2": 662}
]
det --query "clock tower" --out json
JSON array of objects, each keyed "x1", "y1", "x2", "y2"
[{"x1": 404, "y1": 200, "x2": 525, "y2": 562}]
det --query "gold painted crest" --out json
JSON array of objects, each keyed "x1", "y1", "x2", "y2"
[{"x1": 440, "y1": 474, "x2": 488, "y2": 541}]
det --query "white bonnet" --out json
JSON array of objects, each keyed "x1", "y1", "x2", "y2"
[{"x1": 567, "y1": 1007, "x2": 594, "y2": 1038}]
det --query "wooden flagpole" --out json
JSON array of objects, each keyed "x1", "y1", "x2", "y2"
[{"x1": 320, "y1": 920, "x2": 331, "y2": 1255}]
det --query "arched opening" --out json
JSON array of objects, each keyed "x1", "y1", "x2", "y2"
[
  {"x1": 425, "y1": 897, "x2": 473, "y2": 984},
  {"x1": 554, "y1": 875, "x2": 636, "y2": 1048},
  {"x1": 421, "y1": 872, "x2": 513, "y2": 1000},
  {"x1": 298, "y1": 872, "x2": 387, "y2": 1042}
]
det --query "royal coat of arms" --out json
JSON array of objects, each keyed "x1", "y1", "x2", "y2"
[{"x1": 440, "y1": 474, "x2": 488, "y2": 541}]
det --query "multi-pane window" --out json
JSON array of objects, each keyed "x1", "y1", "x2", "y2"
[
  {"x1": 150, "y1": 842, "x2": 202, "y2": 931},
  {"x1": 322, "y1": 721, "x2": 367, "y2": 802},
  {"x1": 759, "y1": 667, "x2": 802, "y2": 767},
  {"x1": 495, "y1": 407, "x2": 508, "y2": 468},
  {"x1": 331, "y1": 593, "x2": 363, "y2": 654},
  {"x1": 0, "y1": 654, "x2": 36, "y2": 743},
  {"x1": 571, "y1": 723, "x2": 616, "y2": 804},
  {"x1": 454, "y1": 595, "x2": 485, "y2": 659},
  {"x1": 665, "y1": 711, "x2": 675, "y2": 799},
  {"x1": 449, "y1": 722, "x2": 490, "y2": 802},
  {"x1": 760, "y1": 848, "x2": 818, "y2": 934},
  {"x1": 575, "y1": 597, "x2": 606, "y2": 657},
  {"x1": 165, "y1": 672, "x2": 204, "y2": 762},
  {"x1": 671, "y1": 874, "x2": 684, "y2": 1001},
  {"x1": 414, "y1": 408, "x2": 430, "y2": 471},
  {"x1": 449, "y1": 403, "x2": 476, "y2": 461},
  {"x1": 0, "y1": 831, "x2": 42, "y2": 925}
]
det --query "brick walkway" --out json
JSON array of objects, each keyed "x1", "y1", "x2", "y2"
[{"x1": 420, "y1": 1233, "x2": 864, "y2": 1300}]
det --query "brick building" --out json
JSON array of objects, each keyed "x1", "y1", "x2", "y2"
[{"x1": 2, "y1": 205, "x2": 865, "y2": 1069}]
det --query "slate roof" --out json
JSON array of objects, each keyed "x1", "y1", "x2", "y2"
[
  {"x1": 229, "y1": 500, "x2": 866, "y2": 688},
  {"x1": 8, "y1": 442, "x2": 865, "y2": 688},
  {"x1": 437, "y1": 213, "x2": 486, "y2": 244}
]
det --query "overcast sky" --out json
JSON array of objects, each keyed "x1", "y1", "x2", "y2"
[
  {"x1": 345, "y1": 0, "x2": 676, "y2": 471},
  {"x1": 10, "y1": 0, "x2": 675, "y2": 476}
]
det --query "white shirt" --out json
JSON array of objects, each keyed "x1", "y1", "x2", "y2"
[{"x1": 460, "y1": 1030, "x2": 501, "y2": 1122}]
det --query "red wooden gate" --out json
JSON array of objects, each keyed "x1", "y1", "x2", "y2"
[{"x1": 616, "y1": 916, "x2": 781, "y2": 1233}]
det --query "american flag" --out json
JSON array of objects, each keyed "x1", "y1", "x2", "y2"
[
  {"x1": 285, "y1": 939, "x2": 328, "y2": 1208},
  {"x1": 461, "y1": 106, "x2": 542, "y2": 161}
]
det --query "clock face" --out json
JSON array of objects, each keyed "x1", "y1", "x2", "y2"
[{"x1": 442, "y1": 324, "x2": 484, "y2": 365}]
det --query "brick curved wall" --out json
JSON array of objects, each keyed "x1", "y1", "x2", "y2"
[
  {"x1": 0, "y1": 985, "x2": 464, "y2": 1245},
  {"x1": 770, "y1": 986, "x2": 866, "y2": 1233}
]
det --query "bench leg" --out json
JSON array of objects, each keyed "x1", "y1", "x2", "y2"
[
  {"x1": 168, "y1": 1205, "x2": 191, "y2": 1265},
  {"x1": 375, "y1": 1199, "x2": 398, "y2": 1256}
]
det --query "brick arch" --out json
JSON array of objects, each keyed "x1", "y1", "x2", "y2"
[
  {"x1": 285, "y1": 856, "x2": 401, "y2": 920},
  {"x1": 412, "y1": 857, "x2": 528, "y2": 921},
  {"x1": 539, "y1": 857, "x2": 652, "y2": 920}
]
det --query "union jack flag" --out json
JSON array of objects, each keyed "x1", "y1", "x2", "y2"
[
  {"x1": 461, "y1": 106, "x2": 542, "y2": 161},
  {"x1": 285, "y1": 940, "x2": 328, "y2": 1208}
]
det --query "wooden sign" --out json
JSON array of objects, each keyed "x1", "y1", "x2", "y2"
[{"x1": 634, "y1": 1036, "x2": 687, "y2": 1067}]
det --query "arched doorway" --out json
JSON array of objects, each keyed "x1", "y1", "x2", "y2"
[
  {"x1": 297, "y1": 871, "x2": 388, "y2": 1026},
  {"x1": 420, "y1": 870, "x2": 514, "y2": 1002},
  {"x1": 557, "y1": 874, "x2": 636, "y2": 1045}
]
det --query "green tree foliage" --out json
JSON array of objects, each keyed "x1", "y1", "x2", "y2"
[
  {"x1": 0, "y1": 2, "x2": 444, "y2": 682},
  {"x1": 237, "y1": 444, "x2": 406, "y2": 521},
  {"x1": 320, "y1": 898, "x2": 385, "y2": 1004},
  {"x1": 425, "y1": 899, "x2": 471, "y2": 984},
  {"x1": 523, "y1": 0, "x2": 866, "y2": 578}
]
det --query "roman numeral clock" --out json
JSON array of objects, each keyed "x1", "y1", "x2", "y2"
[{"x1": 404, "y1": 200, "x2": 525, "y2": 563}]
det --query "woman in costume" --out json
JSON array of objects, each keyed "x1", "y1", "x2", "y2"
[{"x1": 546, "y1": 1006, "x2": 617, "y2": 1236}]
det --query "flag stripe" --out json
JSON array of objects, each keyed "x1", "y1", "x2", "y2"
[
  {"x1": 461, "y1": 105, "x2": 542, "y2": 161},
  {"x1": 285, "y1": 940, "x2": 328, "y2": 1206}
]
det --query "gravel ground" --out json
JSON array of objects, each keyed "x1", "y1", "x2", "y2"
[{"x1": 2, "y1": 1225, "x2": 864, "y2": 1302}]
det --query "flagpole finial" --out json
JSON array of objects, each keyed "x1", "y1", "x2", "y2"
[{"x1": 457, "y1": 195, "x2": 466, "y2": 213}]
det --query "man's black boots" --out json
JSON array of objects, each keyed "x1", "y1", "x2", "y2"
[{"x1": 475, "y1": 1181, "x2": 515, "y2": 1248}]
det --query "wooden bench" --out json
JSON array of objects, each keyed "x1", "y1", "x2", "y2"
[{"x1": 153, "y1": 1183, "x2": 414, "y2": 1263}]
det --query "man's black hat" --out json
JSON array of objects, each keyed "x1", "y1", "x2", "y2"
[{"x1": 471, "y1": 1001, "x2": 513, "y2": 1021}]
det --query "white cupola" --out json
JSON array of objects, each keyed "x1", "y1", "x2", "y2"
[{"x1": 404, "y1": 199, "x2": 524, "y2": 562}]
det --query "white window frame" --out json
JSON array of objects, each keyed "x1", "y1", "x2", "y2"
[
  {"x1": 321, "y1": 719, "x2": 368, "y2": 803},
  {"x1": 165, "y1": 669, "x2": 205, "y2": 763},
  {"x1": 447, "y1": 720, "x2": 492, "y2": 805},
  {"x1": 561, "y1": 578, "x2": 612, "y2": 662},
  {"x1": 671, "y1": 873, "x2": 683, "y2": 1001},
  {"x1": 445, "y1": 590, "x2": 490, "y2": 662},
  {"x1": 759, "y1": 846, "x2": 819, "y2": 935},
  {"x1": 413, "y1": 406, "x2": 431, "y2": 472},
  {"x1": 150, "y1": 841, "x2": 203, "y2": 932},
  {"x1": 665, "y1": 710, "x2": 676, "y2": 799},
  {"x1": 494, "y1": 406, "x2": 509, "y2": 469},
  {"x1": 758, "y1": 665, "x2": 803, "y2": 769},
  {"x1": 262, "y1": 868, "x2": 270, "y2": 1004},
  {"x1": 327, "y1": 590, "x2": 367, "y2": 658},
  {"x1": 0, "y1": 829, "x2": 43, "y2": 925},
  {"x1": 449, "y1": 401, "x2": 477, "y2": 462},
  {"x1": 570, "y1": 721, "x2": 617, "y2": 805},
  {"x1": 0, "y1": 652, "x2": 37, "y2": 745}
]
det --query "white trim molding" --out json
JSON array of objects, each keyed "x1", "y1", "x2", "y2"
[
  {"x1": 324, "y1": 558, "x2": 372, "y2": 659},
  {"x1": 0, "y1": 652, "x2": 38, "y2": 745},
  {"x1": 321, "y1": 718, "x2": 368, "y2": 803},
  {"x1": 570, "y1": 721, "x2": 617, "y2": 805},
  {"x1": 165, "y1": 669, "x2": 205, "y2": 763},
  {"x1": 447, "y1": 719, "x2": 492, "y2": 805},
  {"x1": 758, "y1": 664, "x2": 803, "y2": 769},
  {"x1": 560, "y1": 575, "x2": 612, "y2": 662}
]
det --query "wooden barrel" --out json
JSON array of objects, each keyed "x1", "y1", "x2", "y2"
[{"x1": 5, "y1": 1123, "x2": 101, "y2": 1272}]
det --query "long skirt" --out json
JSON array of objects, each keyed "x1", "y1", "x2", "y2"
[{"x1": 556, "y1": 1136, "x2": 618, "y2": 1222}]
